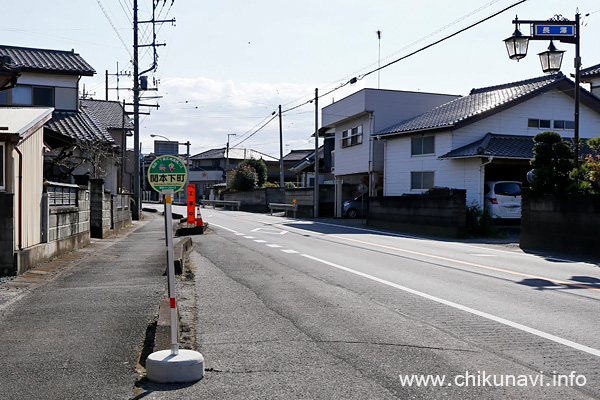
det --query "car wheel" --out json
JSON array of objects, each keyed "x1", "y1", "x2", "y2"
[{"x1": 347, "y1": 208, "x2": 358, "y2": 219}]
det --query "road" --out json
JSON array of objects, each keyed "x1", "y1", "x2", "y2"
[{"x1": 175, "y1": 205, "x2": 600, "y2": 398}]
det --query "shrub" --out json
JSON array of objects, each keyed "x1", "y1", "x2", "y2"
[
  {"x1": 229, "y1": 164, "x2": 258, "y2": 191},
  {"x1": 530, "y1": 131, "x2": 574, "y2": 193},
  {"x1": 466, "y1": 203, "x2": 497, "y2": 236},
  {"x1": 238, "y1": 158, "x2": 268, "y2": 188},
  {"x1": 569, "y1": 136, "x2": 600, "y2": 193}
]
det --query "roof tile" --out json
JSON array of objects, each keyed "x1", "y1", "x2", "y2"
[{"x1": 0, "y1": 45, "x2": 95, "y2": 76}]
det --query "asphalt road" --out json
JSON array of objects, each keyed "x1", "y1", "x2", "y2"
[{"x1": 148, "y1": 205, "x2": 600, "y2": 399}]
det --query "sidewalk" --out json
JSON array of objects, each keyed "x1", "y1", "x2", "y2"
[{"x1": 0, "y1": 213, "x2": 168, "y2": 400}]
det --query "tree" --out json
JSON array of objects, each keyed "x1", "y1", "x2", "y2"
[
  {"x1": 530, "y1": 131, "x2": 574, "y2": 193},
  {"x1": 238, "y1": 158, "x2": 268, "y2": 187},
  {"x1": 569, "y1": 136, "x2": 600, "y2": 194},
  {"x1": 230, "y1": 163, "x2": 258, "y2": 191}
]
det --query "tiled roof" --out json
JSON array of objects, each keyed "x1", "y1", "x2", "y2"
[
  {"x1": 440, "y1": 132, "x2": 597, "y2": 159},
  {"x1": 191, "y1": 147, "x2": 278, "y2": 161},
  {"x1": 45, "y1": 108, "x2": 114, "y2": 143},
  {"x1": 440, "y1": 133, "x2": 535, "y2": 159},
  {"x1": 0, "y1": 45, "x2": 95, "y2": 76},
  {"x1": 581, "y1": 63, "x2": 600, "y2": 78},
  {"x1": 80, "y1": 99, "x2": 133, "y2": 131},
  {"x1": 283, "y1": 149, "x2": 313, "y2": 161},
  {"x1": 377, "y1": 74, "x2": 566, "y2": 136}
]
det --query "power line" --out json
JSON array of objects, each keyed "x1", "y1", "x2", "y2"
[
  {"x1": 96, "y1": 0, "x2": 133, "y2": 59},
  {"x1": 358, "y1": 0, "x2": 528, "y2": 82},
  {"x1": 231, "y1": 114, "x2": 278, "y2": 148}
]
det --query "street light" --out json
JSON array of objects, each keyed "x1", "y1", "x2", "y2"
[
  {"x1": 538, "y1": 41, "x2": 565, "y2": 74},
  {"x1": 503, "y1": 13, "x2": 581, "y2": 167}
]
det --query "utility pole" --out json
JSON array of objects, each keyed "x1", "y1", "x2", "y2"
[
  {"x1": 131, "y1": 0, "x2": 175, "y2": 220},
  {"x1": 279, "y1": 105, "x2": 284, "y2": 187},
  {"x1": 105, "y1": 62, "x2": 130, "y2": 101},
  {"x1": 133, "y1": 0, "x2": 141, "y2": 219},
  {"x1": 314, "y1": 88, "x2": 319, "y2": 218}
]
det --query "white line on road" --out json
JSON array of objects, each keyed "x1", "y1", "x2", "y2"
[
  {"x1": 301, "y1": 253, "x2": 600, "y2": 358},
  {"x1": 267, "y1": 244, "x2": 282, "y2": 248},
  {"x1": 281, "y1": 249, "x2": 299, "y2": 254},
  {"x1": 254, "y1": 240, "x2": 267, "y2": 243}
]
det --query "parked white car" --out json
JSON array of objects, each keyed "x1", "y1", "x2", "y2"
[{"x1": 484, "y1": 181, "x2": 522, "y2": 219}]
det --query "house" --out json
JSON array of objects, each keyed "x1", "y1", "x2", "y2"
[
  {"x1": 581, "y1": 63, "x2": 600, "y2": 97},
  {"x1": 288, "y1": 146, "x2": 329, "y2": 188},
  {"x1": 283, "y1": 149, "x2": 314, "y2": 186},
  {"x1": 0, "y1": 45, "x2": 123, "y2": 274},
  {"x1": 80, "y1": 99, "x2": 134, "y2": 193},
  {"x1": 376, "y1": 72, "x2": 600, "y2": 208},
  {"x1": 319, "y1": 88, "x2": 460, "y2": 217},
  {"x1": 0, "y1": 45, "x2": 119, "y2": 189},
  {"x1": 0, "y1": 107, "x2": 53, "y2": 275},
  {"x1": 189, "y1": 147, "x2": 277, "y2": 196}
]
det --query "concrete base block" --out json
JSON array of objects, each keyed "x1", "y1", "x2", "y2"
[{"x1": 146, "y1": 349, "x2": 204, "y2": 383}]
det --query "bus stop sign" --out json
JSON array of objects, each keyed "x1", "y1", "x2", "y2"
[{"x1": 148, "y1": 155, "x2": 188, "y2": 194}]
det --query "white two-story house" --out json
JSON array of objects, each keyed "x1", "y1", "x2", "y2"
[
  {"x1": 320, "y1": 88, "x2": 459, "y2": 217},
  {"x1": 376, "y1": 73, "x2": 600, "y2": 208}
]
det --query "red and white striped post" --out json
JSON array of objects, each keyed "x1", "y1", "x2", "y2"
[{"x1": 163, "y1": 189, "x2": 179, "y2": 355}]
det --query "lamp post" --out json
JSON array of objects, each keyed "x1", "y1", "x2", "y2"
[{"x1": 504, "y1": 13, "x2": 581, "y2": 168}]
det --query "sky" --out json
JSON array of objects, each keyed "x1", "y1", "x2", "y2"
[{"x1": 3, "y1": 0, "x2": 600, "y2": 158}]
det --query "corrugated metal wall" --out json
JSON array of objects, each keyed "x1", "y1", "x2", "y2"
[{"x1": 13, "y1": 126, "x2": 44, "y2": 250}]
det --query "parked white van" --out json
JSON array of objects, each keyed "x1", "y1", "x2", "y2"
[{"x1": 484, "y1": 181, "x2": 522, "y2": 219}]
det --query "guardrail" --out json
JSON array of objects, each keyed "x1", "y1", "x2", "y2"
[
  {"x1": 201, "y1": 200, "x2": 241, "y2": 211},
  {"x1": 268, "y1": 202, "x2": 297, "y2": 218}
]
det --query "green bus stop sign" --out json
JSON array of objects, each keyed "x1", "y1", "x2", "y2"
[{"x1": 148, "y1": 155, "x2": 188, "y2": 194}]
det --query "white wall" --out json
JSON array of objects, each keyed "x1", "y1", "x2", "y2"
[{"x1": 384, "y1": 132, "x2": 483, "y2": 204}]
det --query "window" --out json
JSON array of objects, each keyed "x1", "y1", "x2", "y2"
[
  {"x1": 32, "y1": 87, "x2": 54, "y2": 106},
  {"x1": 12, "y1": 86, "x2": 32, "y2": 105},
  {"x1": 411, "y1": 136, "x2": 435, "y2": 156},
  {"x1": 0, "y1": 90, "x2": 7, "y2": 105},
  {"x1": 411, "y1": 171, "x2": 434, "y2": 190},
  {"x1": 8, "y1": 85, "x2": 55, "y2": 107},
  {"x1": 0, "y1": 142, "x2": 4, "y2": 190},
  {"x1": 553, "y1": 120, "x2": 575, "y2": 130},
  {"x1": 528, "y1": 118, "x2": 551, "y2": 129},
  {"x1": 341, "y1": 125, "x2": 363, "y2": 148}
]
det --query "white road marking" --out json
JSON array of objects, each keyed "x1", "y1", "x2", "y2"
[
  {"x1": 243, "y1": 236, "x2": 255, "y2": 239},
  {"x1": 267, "y1": 244, "x2": 282, "y2": 248},
  {"x1": 301, "y1": 253, "x2": 600, "y2": 358},
  {"x1": 254, "y1": 240, "x2": 267, "y2": 243},
  {"x1": 251, "y1": 227, "x2": 288, "y2": 235},
  {"x1": 281, "y1": 249, "x2": 299, "y2": 254}
]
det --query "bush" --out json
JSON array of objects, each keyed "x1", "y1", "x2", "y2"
[
  {"x1": 466, "y1": 203, "x2": 497, "y2": 236},
  {"x1": 569, "y1": 136, "x2": 600, "y2": 193},
  {"x1": 230, "y1": 164, "x2": 258, "y2": 191},
  {"x1": 238, "y1": 158, "x2": 268, "y2": 187},
  {"x1": 530, "y1": 131, "x2": 574, "y2": 193}
]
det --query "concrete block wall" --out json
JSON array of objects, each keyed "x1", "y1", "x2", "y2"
[
  {"x1": 111, "y1": 194, "x2": 132, "y2": 232},
  {"x1": 520, "y1": 191, "x2": 600, "y2": 258},
  {"x1": 368, "y1": 188, "x2": 467, "y2": 238},
  {"x1": 48, "y1": 187, "x2": 90, "y2": 242},
  {"x1": 90, "y1": 179, "x2": 112, "y2": 239}
]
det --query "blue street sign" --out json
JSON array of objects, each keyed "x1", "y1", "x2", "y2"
[{"x1": 533, "y1": 24, "x2": 574, "y2": 37}]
